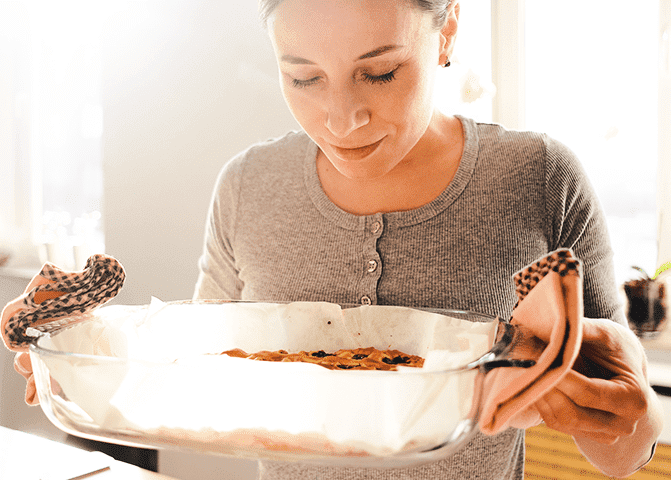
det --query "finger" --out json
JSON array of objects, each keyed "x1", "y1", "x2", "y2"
[
  {"x1": 534, "y1": 389, "x2": 604, "y2": 435},
  {"x1": 535, "y1": 388, "x2": 635, "y2": 440},
  {"x1": 555, "y1": 370, "x2": 646, "y2": 419},
  {"x1": 565, "y1": 429, "x2": 619, "y2": 445},
  {"x1": 579, "y1": 319, "x2": 645, "y2": 372},
  {"x1": 25, "y1": 374, "x2": 38, "y2": 405},
  {"x1": 508, "y1": 404, "x2": 543, "y2": 430},
  {"x1": 535, "y1": 395, "x2": 619, "y2": 444},
  {"x1": 14, "y1": 352, "x2": 33, "y2": 379},
  {"x1": 13, "y1": 353, "x2": 39, "y2": 405}
]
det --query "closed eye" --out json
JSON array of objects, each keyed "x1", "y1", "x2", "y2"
[
  {"x1": 362, "y1": 68, "x2": 398, "y2": 85},
  {"x1": 291, "y1": 76, "x2": 321, "y2": 88},
  {"x1": 290, "y1": 64, "x2": 401, "y2": 89}
]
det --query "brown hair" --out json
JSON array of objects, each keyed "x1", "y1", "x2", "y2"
[{"x1": 259, "y1": 0, "x2": 452, "y2": 30}]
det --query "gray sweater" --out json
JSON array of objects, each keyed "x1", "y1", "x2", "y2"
[{"x1": 194, "y1": 115, "x2": 624, "y2": 479}]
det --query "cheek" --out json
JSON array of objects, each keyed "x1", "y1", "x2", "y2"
[
  {"x1": 280, "y1": 83, "x2": 320, "y2": 130},
  {"x1": 382, "y1": 71, "x2": 435, "y2": 132}
]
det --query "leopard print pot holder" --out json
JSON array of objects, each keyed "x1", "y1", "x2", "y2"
[
  {"x1": 2, "y1": 254, "x2": 125, "y2": 350},
  {"x1": 513, "y1": 248, "x2": 582, "y2": 304}
]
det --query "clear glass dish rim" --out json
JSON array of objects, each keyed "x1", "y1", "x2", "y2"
[{"x1": 29, "y1": 300, "x2": 501, "y2": 376}]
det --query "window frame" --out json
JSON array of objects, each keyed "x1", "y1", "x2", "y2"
[
  {"x1": 658, "y1": 1, "x2": 671, "y2": 266},
  {"x1": 490, "y1": 0, "x2": 671, "y2": 269}
]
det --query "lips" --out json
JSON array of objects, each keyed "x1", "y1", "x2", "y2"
[{"x1": 330, "y1": 137, "x2": 385, "y2": 161}]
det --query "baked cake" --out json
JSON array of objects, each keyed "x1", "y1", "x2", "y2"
[{"x1": 220, "y1": 346, "x2": 424, "y2": 371}]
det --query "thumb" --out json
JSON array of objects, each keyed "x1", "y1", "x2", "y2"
[
  {"x1": 14, "y1": 352, "x2": 39, "y2": 405},
  {"x1": 508, "y1": 403, "x2": 543, "y2": 430},
  {"x1": 14, "y1": 352, "x2": 32, "y2": 379},
  {"x1": 25, "y1": 375, "x2": 38, "y2": 405}
]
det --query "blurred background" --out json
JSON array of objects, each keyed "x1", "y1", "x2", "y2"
[{"x1": 0, "y1": 1, "x2": 670, "y2": 479}]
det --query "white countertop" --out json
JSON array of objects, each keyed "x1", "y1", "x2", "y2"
[{"x1": 0, "y1": 426, "x2": 176, "y2": 480}]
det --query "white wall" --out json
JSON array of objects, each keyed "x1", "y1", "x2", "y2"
[
  {"x1": 0, "y1": 275, "x2": 69, "y2": 443},
  {"x1": 101, "y1": 1, "x2": 298, "y2": 306},
  {"x1": 99, "y1": 2, "x2": 297, "y2": 478}
]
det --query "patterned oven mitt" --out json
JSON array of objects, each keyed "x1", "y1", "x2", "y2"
[
  {"x1": 1, "y1": 254, "x2": 125, "y2": 352},
  {"x1": 478, "y1": 248, "x2": 584, "y2": 435}
]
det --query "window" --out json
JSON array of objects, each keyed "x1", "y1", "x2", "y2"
[
  {"x1": 443, "y1": 0, "x2": 668, "y2": 283},
  {"x1": 1, "y1": 0, "x2": 668, "y2": 285},
  {"x1": 525, "y1": 0, "x2": 660, "y2": 283},
  {"x1": 433, "y1": 0, "x2": 494, "y2": 124},
  {"x1": 0, "y1": 2, "x2": 104, "y2": 271},
  {"x1": 490, "y1": 0, "x2": 669, "y2": 284}
]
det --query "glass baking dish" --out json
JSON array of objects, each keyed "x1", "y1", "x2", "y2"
[{"x1": 29, "y1": 300, "x2": 529, "y2": 468}]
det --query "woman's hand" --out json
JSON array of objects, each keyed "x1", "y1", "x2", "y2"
[
  {"x1": 14, "y1": 352, "x2": 39, "y2": 405},
  {"x1": 532, "y1": 318, "x2": 663, "y2": 478},
  {"x1": 2, "y1": 269, "x2": 54, "y2": 405},
  {"x1": 3, "y1": 292, "x2": 41, "y2": 404}
]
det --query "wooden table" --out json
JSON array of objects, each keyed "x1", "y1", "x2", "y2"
[{"x1": 0, "y1": 426, "x2": 177, "y2": 480}]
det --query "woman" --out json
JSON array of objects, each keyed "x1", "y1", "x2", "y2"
[
  {"x1": 193, "y1": 0, "x2": 662, "y2": 478},
  {"x1": 5, "y1": 0, "x2": 661, "y2": 478}
]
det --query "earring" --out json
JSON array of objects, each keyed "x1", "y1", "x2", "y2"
[{"x1": 443, "y1": 57, "x2": 451, "y2": 68}]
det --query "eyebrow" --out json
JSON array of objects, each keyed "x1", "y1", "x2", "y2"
[{"x1": 280, "y1": 44, "x2": 404, "y2": 65}]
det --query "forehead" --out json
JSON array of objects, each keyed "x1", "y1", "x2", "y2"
[{"x1": 269, "y1": 0, "x2": 431, "y2": 63}]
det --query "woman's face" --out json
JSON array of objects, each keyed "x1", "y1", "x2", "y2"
[{"x1": 268, "y1": 0, "x2": 452, "y2": 179}]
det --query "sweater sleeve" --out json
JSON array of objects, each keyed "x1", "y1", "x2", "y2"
[
  {"x1": 193, "y1": 152, "x2": 246, "y2": 301},
  {"x1": 543, "y1": 135, "x2": 626, "y2": 324}
]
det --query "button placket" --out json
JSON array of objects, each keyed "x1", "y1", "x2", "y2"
[{"x1": 356, "y1": 215, "x2": 384, "y2": 306}]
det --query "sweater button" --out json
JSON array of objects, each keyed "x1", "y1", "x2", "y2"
[
  {"x1": 367, "y1": 260, "x2": 378, "y2": 273},
  {"x1": 360, "y1": 295, "x2": 372, "y2": 305},
  {"x1": 371, "y1": 221, "x2": 382, "y2": 234}
]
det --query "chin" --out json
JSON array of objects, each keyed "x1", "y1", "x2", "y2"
[
  {"x1": 325, "y1": 149, "x2": 397, "y2": 181},
  {"x1": 331, "y1": 160, "x2": 393, "y2": 181}
]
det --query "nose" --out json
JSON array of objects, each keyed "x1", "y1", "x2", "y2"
[{"x1": 324, "y1": 87, "x2": 370, "y2": 139}]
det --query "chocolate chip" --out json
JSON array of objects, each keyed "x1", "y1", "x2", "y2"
[
  {"x1": 352, "y1": 354, "x2": 368, "y2": 360},
  {"x1": 383, "y1": 355, "x2": 410, "y2": 365},
  {"x1": 337, "y1": 365, "x2": 355, "y2": 369},
  {"x1": 311, "y1": 350, "x2": 331, "y2": 357}
]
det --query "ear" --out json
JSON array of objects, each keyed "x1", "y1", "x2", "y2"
[{"x1": 439, "y1": 1, "x2": 460, "y2": 64}]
